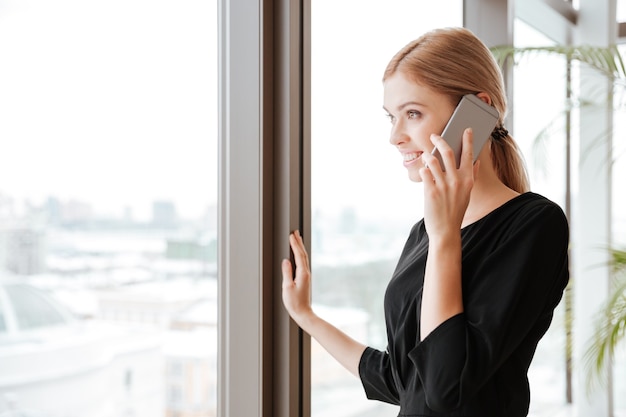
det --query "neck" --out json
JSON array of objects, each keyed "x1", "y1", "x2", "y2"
[{"x1": 462, "y1": 159, "x2": 520, "y2": 228}]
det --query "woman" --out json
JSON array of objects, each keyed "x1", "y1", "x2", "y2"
[{"x1": 281, "y1": 27, "x2": 569, "y2": 417}]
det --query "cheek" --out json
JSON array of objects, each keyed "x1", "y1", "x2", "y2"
[
  {"x1": 411, "y1": 122, "x2": 444, "y2": 145},
  {"x1": 431, "y1": 119, "x2": 449, "y2": 136}
]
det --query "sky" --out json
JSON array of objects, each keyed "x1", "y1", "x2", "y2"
[{"x1": 0, "y1": 0, "x2": 217, "y2": 220}]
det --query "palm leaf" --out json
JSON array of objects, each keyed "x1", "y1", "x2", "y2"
[
  {"x1": 611, "y1": 248, "x2": 626, "y2": 273},
  {"x1": 584, "y1": 247, "x2": 626, "y2": 393},
  {"x1": 491, "y1": 44, "x2": 626, "y2": 85}
]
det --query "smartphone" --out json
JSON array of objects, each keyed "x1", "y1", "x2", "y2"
[{"x1": 431, "y1": 94, "x2": 500, "y2": 170}]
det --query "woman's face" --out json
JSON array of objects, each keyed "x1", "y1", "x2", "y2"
[{"x1": 383, "y1": 72, "x2": 456, "y2": 182}]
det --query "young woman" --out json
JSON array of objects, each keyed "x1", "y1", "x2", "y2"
[{"x1": 281, "y1": 27, "x2": 569, "y2": 417}]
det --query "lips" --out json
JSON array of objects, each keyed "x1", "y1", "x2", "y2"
[{"x1": 402, "y1": 151, "x2": 423, "y2": 166}]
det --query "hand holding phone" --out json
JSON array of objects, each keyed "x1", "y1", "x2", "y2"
[{"x1": 431, "y1": 94, "x2": 500, "y2": 170}]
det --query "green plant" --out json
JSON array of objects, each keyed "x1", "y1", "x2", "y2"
[
  {"x1": 491, "y1": 44, "x2": 626, "y2": 84},
  {"x1": 584, "y1": 248, "x2": 626, "y2": 392},
  {"x1": 491, "y1": 44, "x2": 626, "y2": 394}
]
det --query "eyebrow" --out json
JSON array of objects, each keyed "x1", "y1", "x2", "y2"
[{"x1": 382, "y1": 101, "x2": 427, "y2": 113}]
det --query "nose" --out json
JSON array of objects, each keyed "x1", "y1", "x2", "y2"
[{"x1": 389, "y1": 123, "x2": 409, "y2": 146}]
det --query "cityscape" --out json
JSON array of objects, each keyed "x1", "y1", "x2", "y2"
[
  {"x1": 0, "y1": 190, "x2": 412, "y2": 417},
  {"x1": 3, "y1": 190, "x2": 618, "y2": 417},
  {"x1": 0, "y1": 193, "x2": 218, "y2": 417}
]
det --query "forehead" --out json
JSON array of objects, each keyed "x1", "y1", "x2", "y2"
[{"x1": 383, "y1": 72, "x2": 446, "y2": 110}]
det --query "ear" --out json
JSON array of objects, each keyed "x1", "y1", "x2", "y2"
[{"x1": 475, "y1": 92, "x2": 492, "y2": 106}]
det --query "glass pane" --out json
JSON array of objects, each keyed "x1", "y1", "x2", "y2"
[
  {"x1": 310, "y1": 2, "x2": 462, "y2": 416},
  {"x1": 0, "y1": 294, "x2": 7, "y2": 333},
  {"x1": 612, "y1": 43, "x2": 626, "y2": 417},
  {"x1": 618, "y1": 0, "x2": 626, "y2": 21},
  {"x1": 513, "y1": 19, "x2": 570, "y2": 416},
  {"x1": 0, "y1": 0, "x2": 218, "y2": 415}
]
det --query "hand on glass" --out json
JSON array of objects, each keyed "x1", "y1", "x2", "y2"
[{"x1": 281, "y1": 230, "x2": 313, "y2": 326}]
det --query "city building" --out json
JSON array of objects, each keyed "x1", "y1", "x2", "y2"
[{"x1": 0, "y1": 277, "x2": 163, "y2": 417}]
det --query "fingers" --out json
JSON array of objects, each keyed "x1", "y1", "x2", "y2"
[
  {"x1": 419, "y1": 165, "x2": 435, "y2": 185},
  {"x1": 282, "y1": 230, "x2": 310, "y2": 287},
  {"x1": 459, "y1": 128, "x2": 474, "y2": 170},
  {"x1": 282, "y1": 230, "x2": 312, "y2": 322},
  {"x1": 289, "y1": 230, "x2": 309, "y2": 271},
  {"x1": 423, "y1": 129, "x2": 474, "y2": 176},
  {"x1": 426, "y1": 133, "x2": 459, "y2": 174},
  {"x1": 421, "y1": 136, "x2": 446, "y2": 184}
]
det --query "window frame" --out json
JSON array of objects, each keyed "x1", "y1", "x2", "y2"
[{"x1": 217, "y1": 0, "x2": 311, "y2": 416}]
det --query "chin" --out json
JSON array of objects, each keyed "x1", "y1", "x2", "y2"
[{"x1": 408, "y1": 170, "x2": 423, "y2": 183}]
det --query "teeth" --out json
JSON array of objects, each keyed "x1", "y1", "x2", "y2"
[{"x1": 404, "y1": 152, "x2": 419, "y2": 162}]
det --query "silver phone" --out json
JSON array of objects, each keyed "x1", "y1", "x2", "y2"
[{"x1": 431, "y1": 94, "x2": 500, "y2": 170}]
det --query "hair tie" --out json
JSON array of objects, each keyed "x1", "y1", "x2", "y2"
[{"x1": 491, "y1": 125, "x2": 509, "y2": 141}]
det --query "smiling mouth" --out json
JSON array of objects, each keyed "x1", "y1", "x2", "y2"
[{"x1": 403, "y1": 152, "x2": 423, "y2": 163}]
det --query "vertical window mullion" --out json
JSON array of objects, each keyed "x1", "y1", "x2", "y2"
[
  {"x1": 270, "y1": 0, "x2": 311, "y2": 416},
  {"x1": 217, "y1": 0, "x2": 263, "y2": 415},
  {"x1": 218, "y1": 0, "x2": 309, "y2": 416}
]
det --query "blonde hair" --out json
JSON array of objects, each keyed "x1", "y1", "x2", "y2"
[{"x1": 384, "y1": 27, "x2": 530, "y2": 193}]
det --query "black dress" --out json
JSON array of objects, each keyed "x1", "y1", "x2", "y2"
[{"x1": 358, "y1": 192, "x2": 570, "y2": 417}]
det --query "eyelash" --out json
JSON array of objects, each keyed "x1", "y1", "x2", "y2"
[
  {"x1": 407, "y1": 110, "x2": 421, "y2": 119},
  {"x1": 385, "y1": 110, "x2": 421, "y2": 123}
]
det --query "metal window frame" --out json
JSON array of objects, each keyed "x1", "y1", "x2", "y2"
[
  {"x1": 464, "y1": 0, "x2": 515, "y2": 130},
  {"x1": 217, "y1": 0, "x2": 311, "y2": 416}
]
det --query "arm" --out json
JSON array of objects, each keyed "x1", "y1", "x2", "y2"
[
  {"x1": 421, "y1": 231, "x2": 464, "y2": 340},
  {"x1": 281, "y1": 230, "x2": 366, "y2": 377},
  {"x1": 419, "y1": 129, "x2": 477, "y2": 339},
  {"x1": 410, "y1": 204, "x2": 570, "y2": 412}
]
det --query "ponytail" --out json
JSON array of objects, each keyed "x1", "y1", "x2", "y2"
[{"x1": 490, "y1": 134, "x2": 530, "y2": 193}]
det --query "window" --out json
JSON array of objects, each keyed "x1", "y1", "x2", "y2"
[
  {"x1": 513, "y1": 19, "x2": 570, "y2": 414},
  {"x1": 310, "y1": 2, "x2": 462, "y2": 415},
  {"x1": 612, "y1": 41, "x2": 626, "y2": 417},
  {"x1": 0, "y1": 1, "x2": 217, "y2": 416}
]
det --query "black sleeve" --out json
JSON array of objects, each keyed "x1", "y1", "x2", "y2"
[
  {"x1": 407, "y1": 203, "x2": 569, "y2": 413},
  {"x1": 358, "y1": 346, "x2": 400, "y2": 405}
]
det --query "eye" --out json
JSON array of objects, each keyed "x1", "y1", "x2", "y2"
[
  {"x1": 385, "y1": 112, "x2": 395, "y2": 124},
  {"x1": 407, "y1": 110, "x2": 421, "y2": 119}
]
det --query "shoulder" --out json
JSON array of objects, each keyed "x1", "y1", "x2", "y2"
[
  {"x1": 466, "y1": 192, "x2": 569, "y2": 249},
  {"x1": 505, "y1": 191, "x2": 563, "y2": 212},
  {"x1": 406, "y1": 219, "x2": 426, "y2": 241},
  {"x1": 489, "y1": 192, "x2": 570, "y2": 254},
  {"x1": 510, "y1": 192, "x2": 568, "y2": 231}
]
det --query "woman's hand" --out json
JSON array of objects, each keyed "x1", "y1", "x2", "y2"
[
  {"x1": 419, "y1": 128, "x2": 480, "y2": 239},
  {"x1": 281, "y1": 230, "x2": 314, "y2": 326},
  {"x1": 281, "y1": 230, "x2": 366, "y2": 376}
]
